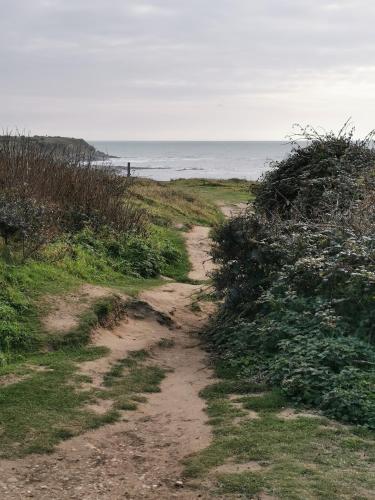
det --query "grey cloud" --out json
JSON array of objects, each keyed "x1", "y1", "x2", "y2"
[{"x1": 0, "y1": 0, "x2": 374, "y2": 138}]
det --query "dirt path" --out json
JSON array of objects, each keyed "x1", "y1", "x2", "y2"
[
  {"x1": 184, "y1": 225, "x2": 214, "y2": 281},
  {"x1": 0, "y1": 227, "x2": 217, "y2": 499}
]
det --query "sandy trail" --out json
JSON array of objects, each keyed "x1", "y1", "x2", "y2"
[
  {"x1": 0, "y1": 226, "x2": 217, "y2": 500},
  {"x1": 184, "y1": 225, "x2": 214, "y2": 281}
]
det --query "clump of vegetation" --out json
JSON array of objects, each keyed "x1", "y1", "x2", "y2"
[
  {"x1": 0, "y1": 135, "x2": 144, "y2": 238},
  {"x1": 255, "y1": 123, "x2": 375, "y2": 219},
  {"x1": 0, "y1": 134, "x2": 193, "y2": 355},
  {"x1": 0, "y1": 134, "x2": 145, "y2": 257},
  {"x1": 208, "y1": 125, "x2": 375, "y2": 427}
]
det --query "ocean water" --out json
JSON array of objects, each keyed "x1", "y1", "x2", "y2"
[{"x1": 90, "y1": 141, "x2": 293, "y2": 181}]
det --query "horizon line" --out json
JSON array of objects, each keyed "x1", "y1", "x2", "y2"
[{"x1": 88, "y1": 139, "x2": 292, "y2": 142}]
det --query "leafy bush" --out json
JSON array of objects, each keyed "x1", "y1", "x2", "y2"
[
  {"x1": 0, "y1": 196, "x2": 58, "y2": 260},
  {"x1": 255, "y1": 125, "x2": 375, "y2": 219},
  {"x1": 208, "y1": 125, "x2": 375, "y2": 427},
  {"x1": 63, "y1": 226, "x2": 185, "y2": 279}
]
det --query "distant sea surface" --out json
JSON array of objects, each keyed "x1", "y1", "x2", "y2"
[{"x1": 89, "y1": 141, "x2": 293, "y2": 181}]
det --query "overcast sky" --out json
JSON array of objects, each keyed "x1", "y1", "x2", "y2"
[{"x1": 1, "y1": 0, "x2": 374, "y2": 140}]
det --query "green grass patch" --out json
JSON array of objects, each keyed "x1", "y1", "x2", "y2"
[
  {"x1": 100, "y1": 349, "x2": 166, "y2": 412},
  {"x1": 185, "y1": 369, "x2": 375, "y2": 499},
  {"x1": 129, "y1": 178, "x2": 223, "y2": 226},
  {"x1": 170, "y1": 178, "x2": 255, "y2": 206},
  {"x1": 0, "y1": 223, "x2": 188, "y2": 355},
  {"x1": 238, "y1": 389, "x2": 287, "y2": 412},
  {"x1": 0, "y1": 346, "x2": 114, "y2": 458},
  {"x1": 217, "y1": 472, "x2": 265, "y2": 496},
  {"x1": 148, "y1": 225, "x2": 191, "y2": 281},
  {"x1": 129, "y1": 178, "x2": 255, "y2": 226},
  {"x1": 0, "y1": 346, "x2": 168, "y2": 459}
]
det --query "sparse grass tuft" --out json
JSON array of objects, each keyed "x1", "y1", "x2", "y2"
[
  {"x1": 157, "y1": 338, "x2": 175, "y2": 349},
  {"x1": 101, "y1": 349, "x2": 166, "y2": 412}
]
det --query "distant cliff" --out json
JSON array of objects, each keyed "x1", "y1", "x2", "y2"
[
  {"x1": 0, "y1": 135, "x2": 113, "y2": 161},
  {"x1": 31, "y1": 136, "x2": 113, "y2": 160}
]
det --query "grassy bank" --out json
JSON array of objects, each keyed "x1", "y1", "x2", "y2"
[
  {"x1": 129, "y1": 177, "x2": 253, "y2": 226},
  {"x1": 185, "y1": 363, "x2": 375, "y2": 499},
  {"x1": 170, "y1": 178, "x2": 255, "y2": 205}
]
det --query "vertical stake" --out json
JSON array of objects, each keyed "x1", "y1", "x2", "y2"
[{"x1": 127, "y1": 162, "x2": 131, "y2": 177}]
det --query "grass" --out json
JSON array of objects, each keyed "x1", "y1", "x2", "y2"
[
  {"x1": 129, "y1": 178, "x2": 255, "y2": 227},
  {"x1": 0, "y1": 181, "x2": 193, "y2": 456},
  {"x1": 0, "y1": 347, "x2": 166, "y2": 458},
  {"x1": 0, "y1": 248, "x2": 164, "y2": 356},
  {"x1": 170, "y1": 178, "x2": 255, "y2": 206},
  {"x1": 185, "y1": 365, "x2": 375, "y2": 499},
  {"x1": 0, "y1": 216, "x2": 192, "y2": 355},
  {"x1": 129, "y1": 178, "x2": 223, "y2": 226},
  {"x1": 148, "y1": 225, "x2": 191, "y2": 281},
  {"x1": 0, "y1": 346, "x2": 115, "y2": 458},
  {"x1": 0, "y1": 177, "x2": 249, "y2": 356},
  {"x1": 0, "y1": 177, "x2": 253, "y2": 458},
  {"x1": 99, "y1": 349, "x2": 167, "y2": 411}
]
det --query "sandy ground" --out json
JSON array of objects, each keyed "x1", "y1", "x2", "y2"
[
  {"x1": 184, "y1": 226, "x2": 214, "y2": 281},
  {"x1": 42, "y1": 284, "x2": 113, "y2": 333},
  {"x1": 218, "y1": 202, "x2": 248, "y2": 219},
  {"x1": 0, "y1": 226, "x2": 218, "y2": 500}
]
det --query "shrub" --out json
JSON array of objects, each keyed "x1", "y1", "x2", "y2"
[
  {"x1": 208, "y1": 125, "x2": 375, "y2": 427},
  {"x1": 255, "y1": 125, "x2": 375, "y2": 219},
  {"x1": 0, "y1": 133, "x2": 146, "y2": 257},
  {"x1": 0, "y1": 196, "x2": 58, "y2": 260}
]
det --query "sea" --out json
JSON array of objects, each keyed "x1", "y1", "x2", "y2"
[{"x1": 89, "y1": 141, "x2": 294, "y2": 181}]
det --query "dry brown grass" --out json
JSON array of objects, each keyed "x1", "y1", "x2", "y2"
[{"x1": 0, "y1": 134, "x2": 145, "y2": 234}]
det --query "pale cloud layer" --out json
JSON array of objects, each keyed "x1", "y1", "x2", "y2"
[{"x1": 1, "y1": 0, "x2": 374, "y2": 139}]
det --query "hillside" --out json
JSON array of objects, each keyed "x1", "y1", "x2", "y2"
[{"x1": 0, "y1": 135, "x2": 111, "y2": 161}]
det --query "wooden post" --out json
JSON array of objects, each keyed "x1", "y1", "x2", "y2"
[{"x1": 127, "y1": 162, "x2": 131, "y2": 177}]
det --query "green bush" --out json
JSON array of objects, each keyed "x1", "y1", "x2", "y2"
[
  {"x1": 65, "y1": 226, "x2": 186, "y2": 279},
  {"x1": 208, "y1": 126, "x2": 375, "y2": 428},
  {"x1": 255, "y1": 125, "x2": 375, "y2": 218}
]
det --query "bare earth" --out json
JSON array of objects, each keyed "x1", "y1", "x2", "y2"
[
  {"x1": 42, "y1": 284, "x2": 113, "y2": 333},
  {"x1": 0, "y1": 226, "x2": 218, "y2": 499},
  {"x1": 218, "y1": 202, "x2": 247, "y2": 219},
  {"x1": 184, "y1": 225, "x2": 214, "y2": 281}
]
